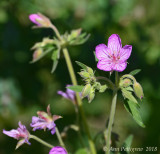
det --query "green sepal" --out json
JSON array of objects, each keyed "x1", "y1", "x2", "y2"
[
  {"x1": 99, "y1": 84, "x2": 108, "y2": 93},
  {"x1": 88, "y1": 87, "x2": 95, "y2": 103},
  {"x1": 122, "y1": 88, "x2": 138, "y2": 104},
  {"x1": 124, "y1": 100, "x2": 145, "y2": 128},
  {"x1": 76, "y1": 61, "x2": 88, "y2": 70},
  {"x1": 129, "y1": 69, "x2": 141, "y2": 76},
  {"x1": 67, "y1": 85, "x2": 84, "y2": 92},
  {"x1": 125, "y1": 86, "x2": 134, "y2": 92},
  {"x1": 82, "y1": 84, "x2": 91, "y2": 98},
  {"x1": 51, "y1": 47, "x2": 60, "y2": 73}
]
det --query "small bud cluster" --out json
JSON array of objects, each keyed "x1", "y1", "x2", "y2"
[
  {"x1": 120, "y1": 74, "x2": 144, "y2": 101},
  {"x1": 29, "y1": 13, "x2": 90, "y2": 73},
  {"x1": 60, "y1": 28, "x2": 90, "y2": 47},
  {"x1": 78, "y1": 62, "x2": 107, "y2": 103},
  {"x1": 31, "y1": 37, "x2": 57, "y2": 63}
]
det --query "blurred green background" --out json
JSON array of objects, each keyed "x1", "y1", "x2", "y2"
[{"x1": 0, "y1": 0, "x2": 160, "y2": 153}]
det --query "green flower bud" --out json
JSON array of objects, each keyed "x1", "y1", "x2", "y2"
[
  {"x1": 71, "y1": 29, "x2": 81, "y2": 38},
  {"x1": 133, "y1": 82, "x2": 144, "y2": 100},
  {"x1": 88, "y1": 87, "x2": 95, "y2": 103},
  {"x1": 33, "y1": 48, "x2": 43, "y2": 61},
  {"x1": 120, "y1": 78, "x2": 132, "y2": 87},
  {"x1": 99, "y1": 84, "x2": 107, "y2": 93},
  {"x1": 79, "y1": 71, "x2": 90, "y2": 79},
  {"x1": 82, "y1": 84, "x2": 91, "y2": 98},
  {"x1": 86, "y1": 67, "x2": 94, "y2": 76}
]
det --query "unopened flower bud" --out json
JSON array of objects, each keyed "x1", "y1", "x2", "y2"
[
  {"x1": 120, "y1": 78, "x2": 132, "y2": 87},
  {"x1": 71, "y1": 29, "x2": 81, "y2": 38},
  {"x1": 79, "y1": 71, "x2": 90, "y2": 79},
  {"x1": 82, "y1": 84, "x2": 91, "y2": 98},
  {"x1": 133, "y1": 82, "x2": 144, "y2": 100},
  {"x1": 86, "y1": 67, "x2": 94, "y2": 75},
  {"x1": 88, "y1": 87, "x2": 95, "y2": 103},
  {"x1": 99, "y1": 84, "x2": 107, "y2": 93},
  {"x1": 29, "y1": 13, "x2": 52, "y2": 27},
  {"x1": 33, "y1": 48, "x2": 43, "y2": 61}
]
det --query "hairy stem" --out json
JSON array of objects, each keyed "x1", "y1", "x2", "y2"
[
  {"x1": 105, "y1": 72, "x2": 119, "y2": 154},
  {"x1": 55, "y1": 127, "x2": 66, "y2": 148},
  {"x1": 63, "y1": 47, "x2": 97, "y2": 154},
  {"x1": 105, "y1": 91, "x2": 117, "y2": 154},
  {"x1": 30, "y1": 134, "x2": 54, "y2": 149}
]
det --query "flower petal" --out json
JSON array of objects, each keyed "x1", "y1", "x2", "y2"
[
  {"x1": 97, "y1": 60, "x2": 113, "y2": 71},
  {"x1": 3, "y1": 129, "x2": 19, "y2": 139},
  {"x1": 49, "y1": 146, "x2": 67, "y2": 154},
  {"x1": 119, "y1": 45, "x2": 132, "y2": 61},
  {"x1": 57, "y1": 91, "x2": 69, "y2": 100},
  {"x1": 29, "y1": 14, "x2": 42, "y2": 26},
  {"x1": 95, "y1": 44, "x2": 112, "y2": 60},
  {"x1": 107, "y1": 34, "x2": 122, "y2": 56},
  {"x1": 113, "y1": 62, "x2": 127, "y2": 72}
]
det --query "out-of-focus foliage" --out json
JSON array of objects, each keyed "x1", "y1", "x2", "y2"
[{"x1": 0, "y1": 0, "x2": 160, "y2": 154}]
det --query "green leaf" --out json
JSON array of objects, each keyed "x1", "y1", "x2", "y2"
[
  {"x1": 51, "y1": 60, "x2": 58, "y2": 73},
  {"x1": 75, "y1": 148, "x2": 89, "y2": 154},
  {"x1": 67, "y1": 85, "x2": 84, "y2": 92},
  {"x1": 122, "y1": 88, "x2": 138, "y2": 104},
  {"x1": 119, "y1": 135, "x2": 133, "y2": 154},
  {"x1": 124, "y1": 100, "x2": 145, "y2": 127},
  {"x1": 125, "y1": 86, "x2": 133, "y2": 92},
  {"x1": 51, "y1": 48, "x2": 60, "y2": 73},
  {"x1": 93, "y1": 51, "x2": 98, "y2": 62},
  {"x1": 129, "y1": 69, "x2": 141, "y2": 76},
  {"x1": 75, "y1": 61, "x2": 88, "y2": 70}
]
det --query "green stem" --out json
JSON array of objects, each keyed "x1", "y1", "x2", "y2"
[
  {"x1": 105, "y1": 72, "x2": 119, "y2": 154},
  {"x1": 105, "y1": 91, "x2": 117, "y2": 154},
  {"x1": 55, "y1": 127, "x2": 66, "y2": 148},
  {"x1": 96, "y1": 76, "x2": 115, "y2": 90},
  {"x1": 63, "y1": 47, "x2": 97, "y2": 154},
  {"x1": 30, "y1": 134, "x2": 54, "y2": 149},
  {"x1": 50, "y1": 24, "x2": 62, "y2": 41}
]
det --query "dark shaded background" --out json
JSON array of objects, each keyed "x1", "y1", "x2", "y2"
[{"x1": 0, "y1": 0, "x2": 160, "y2": 153}]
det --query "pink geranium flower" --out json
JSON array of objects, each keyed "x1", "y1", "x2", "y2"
[
  {"x1": 95, "y1": 34, "x2": 132, "y2": 72},
  {"x1": 49, "y1": 146, "x2": 67, "y2": 154},
  {"x1": 57, "y1": 85, "x2": 76, "y2": 103},
  {"x1": 3, "y1": 122, "x2": 30, "y2": 149},
  {"x1": 30, "y1": 105, "x2": 62, "y2": 135}
]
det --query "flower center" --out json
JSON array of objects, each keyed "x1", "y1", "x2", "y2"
[{"x1": 110, "y1": 53, "x2": 120, "y2": 64}]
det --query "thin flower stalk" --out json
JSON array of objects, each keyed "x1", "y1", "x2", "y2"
[
  {"x1": 105, "y1": 72, "x2": 119, "y2": 154},
  {"x1": 30, "y1": 134, "x2": 54, "y2": 149},
  {"x1": 62, "y1": 47, "x2": 97, "y2": 154}
]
